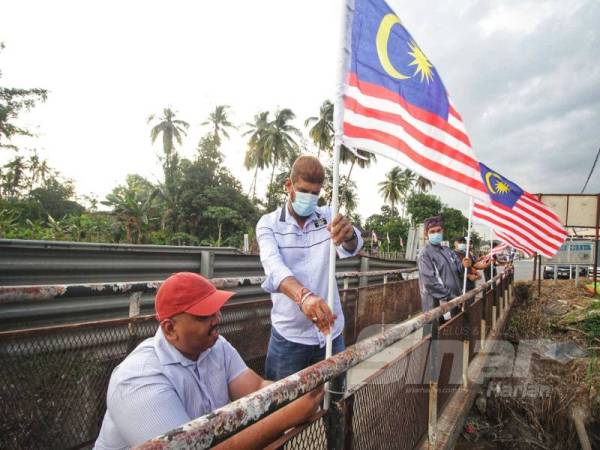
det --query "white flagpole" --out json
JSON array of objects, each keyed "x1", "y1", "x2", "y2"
[
  {"x1": 324, "y1": 0, "x2": 352, "y2": 410},
  {"x1": 462, "y1": 197, "x2": 474, "y2": 295},
  {"x1": 489, "y1": 227, "x2": 494, "y2": 280}
]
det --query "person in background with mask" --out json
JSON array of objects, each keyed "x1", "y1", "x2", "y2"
[
  {"x1": 417, "y1": 216, "x2": 470, "y2": 321},
  {"x1": 453, "y1": 237, "x2": 490, "y2": 292},
  {"x1": 256, "y1": 155, "x2": 363, "y2": 381}
]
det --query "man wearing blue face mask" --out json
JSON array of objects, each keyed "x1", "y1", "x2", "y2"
[
  {"x1": 256, "y1": 155, "x2": 364, "y2": 381},
  {"x1": 417, "y1": 216, "x2": 471, "y2": 321}
]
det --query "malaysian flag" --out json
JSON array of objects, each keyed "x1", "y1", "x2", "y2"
[
  {"x1": 495, "y1": 232, "x2": 534, "y2": 257},
  {"x1": 489, "y1": 242, "x2": 509, "y2": 256},
  {"x1": 473, "y1": 163, "x2": 567, "y2": 258},
  {"x1": 342, "y1": 0, "x2": 488, "y2": 200}
]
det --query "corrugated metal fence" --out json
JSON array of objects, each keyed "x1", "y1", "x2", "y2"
[{"x1": 0, "y1": 239, "x2": 414, "y2": 330}]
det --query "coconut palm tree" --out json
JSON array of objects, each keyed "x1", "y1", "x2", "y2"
[
  {"x1": 305, "y1": 100, "x2": 334, "y2": 158},
  {"x1": 262, "y1": 108, "x2": 301, "y2": 208},
  {"x1": 201, "y1": 105, "x2": 236, "y2": 146},
  {"x1": 415, "y1": 174, "x2": 433, "y2": 192},
  {"x1": 148, "y1": 108, "x2": 189, "y2": 230},
  {"x1": 378, "y1": 167, "x2": 406, "y2": 211},
  {"x1": 1, "y1": 155, "x2": 27, "y2": 197},
  {"x1": 243, "y1": 111, "x2": 270, "y2": 198},
  {"x1": 148, "y1": 108, "x2": 189, "y2": 158}
]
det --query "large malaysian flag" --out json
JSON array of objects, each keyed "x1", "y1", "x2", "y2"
[{"x1": 342, "y1": 0, "x2": 488, "y2": 201}]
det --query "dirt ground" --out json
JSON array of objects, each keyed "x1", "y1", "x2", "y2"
[{"x1": 455, "y1": 280, "x2": 600, "y2": 450}]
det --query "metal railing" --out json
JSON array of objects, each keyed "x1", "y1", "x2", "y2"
[
  {"x1": 0, "y1": 244, "x2": 415, "y2": 330},
  {"x1": 0, "y1": 268, "x2": 418, "y2": 450},
  {"x1": 136, "y1": 270, "x2": 515, "y2": 450}
]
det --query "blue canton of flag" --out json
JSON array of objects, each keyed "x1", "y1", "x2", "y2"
[
  {"x1": 350, "y1": 0, "x2": 448, "y2": 118},
  {"x1": 479, "y1": 162, "x2": 523, "y2": 209}
]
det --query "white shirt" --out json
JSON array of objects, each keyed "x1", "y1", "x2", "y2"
[
  {"x1": 94, "y1": 329, "x2": 247, "y2": 449},
  {"x1": 256, "y1": 204, "x2": 363, "y2": 347}
]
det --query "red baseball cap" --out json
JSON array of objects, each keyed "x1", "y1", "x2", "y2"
[{"x1": 155, "y1": 272, "x2": 235, "y2": 321}]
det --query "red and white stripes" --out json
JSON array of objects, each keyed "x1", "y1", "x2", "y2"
[
  {"x1": 473, "y1": 194, "x2": 567, "y2": 258},
  {"x1": 342, "y1": 74, "x2": 489, "y2": 201}
]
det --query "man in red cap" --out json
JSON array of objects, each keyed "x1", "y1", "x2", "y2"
[{"x1": 95, "y1": 272, "x2": 322, "y2": 450}]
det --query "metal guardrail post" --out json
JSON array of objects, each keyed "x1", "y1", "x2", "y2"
[
  {"x1": 382, "y1": 274, "x2": 388, "y2": 332},
  {"x1": 480, "y1": 287, "x2": 487, "y2": 351},
  {"x1": 462, "y1": 306, "x2": 470, "y2": 387},
  {"x1": 325, "y1": 399, "x2": 346, "y2": 450},
  {"x1": 127, "y1": 291, "x2": 142, "y2": 351},
  {"x1": 428, "y1": 320, "x2": 439, "y2": 449},
  {"x1": 200, "y1": 251, "x2": 214, "y2": 278},
  {"x1": 359, "y1": 256, "x2": 369, "y2": 287},
  {"x1": 504, "y1": 275, "x2": 509, "y2": 312}
]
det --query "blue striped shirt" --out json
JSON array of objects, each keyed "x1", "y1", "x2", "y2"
[
  {"x1": 94, "y1": 328, "x2": 247, "y2": 449},
  {"x1": 256, "y1": 204, "x2": 363, "y2": 347}
]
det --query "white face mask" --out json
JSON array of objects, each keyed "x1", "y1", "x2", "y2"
[{"x1": 290, "y1": 188, "x2": 319, "y2": 217}]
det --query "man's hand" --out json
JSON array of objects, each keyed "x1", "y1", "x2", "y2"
[
  {"x1": 462, "y1": 257, "x2": 472, "y2": 269},
  {"x1": 301, "y1": 294, "x2": 336, "y2": 335},
  {"x1": 294, "y1": 388, "x2": 325, "y2": 423},
  {"x1": 327, "y1": 213, "x2": 355, "y2": 245}
]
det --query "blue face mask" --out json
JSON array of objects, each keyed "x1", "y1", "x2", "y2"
[
  {"x1": 428, "y1": 232, "x2": 443, "y2": 246},
  {"x1": 291, "y1": 190, "x2": 319, "y2": 217},
  {"x1": 457, "y1": 243, "x2": 466, "y2": 252}
]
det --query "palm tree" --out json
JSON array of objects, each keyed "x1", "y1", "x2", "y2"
[
  {"x1": 201, "y1": 105, "x2": 236, "y2": 146},
  {"x1": 262, "y1": 108, "x2": 301, "y2": 208},
  {"x1": 243, "y1": 111, "x2": 270, "y2": 198},
  {"x1": 339, "y1": 147, "x2": 376, "y2": 201},
  {"x1": 305, "y1": 100, "x2": 334, "y2": 158},
  {"x1": 378, "y1": 167, "x2": 405, "y2": 210},
  {"x1": 148, "y1": 108, "x2": 189, "y2": 158},
  {"x1": 2, "y1": 155, "x2": 27, "y2": 197},
  {"x1": 148, "y1": 108, "x2": 189, "y2": 230},
  {"x1": 415, "y1": 175, "x2": 433, "y2": 192},
  {"x1": 339, "y1": 176, "x2": 358, "y2": 214}
]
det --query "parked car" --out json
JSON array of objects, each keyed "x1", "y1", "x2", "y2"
[{"x1": 543, "y1": 265, "x2": 588, "y2": 279}]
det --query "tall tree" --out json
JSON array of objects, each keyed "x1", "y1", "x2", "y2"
[
  {"x1": 102, "y1": 175, "x2": 158, "y2": 243},
  {"x1": 304, "y1": 100, "x2": 333, "y2": 158},
  {"x1": 262, "y1": 108, "x2": 300, "y2": 208},
  {"x1": 147, "y1": 108, "x2": 189, "y2": 232},
  {"x1": 405, "y1": 192, "x2": 443, "y2": 225},
  {"x1": 0, "y1": 43, "x2": 48, "y2": 150},
  {"x1": 415, "y1": 175, "x2": 433, "y2": 193},
  {"x1": 378, "y1": 167, "x2": 408, "y2": 211},
  {"x1": 243, "y1": 111, "x2": 270, "y2": 199},
  {"x1": 201, "y1": 105, "x2": 236, "y2": 146}
]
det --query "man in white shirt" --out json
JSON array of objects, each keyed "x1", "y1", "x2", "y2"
[
  {"x1": 94, "y1": 272, "x2": 321, "y2": 449},
  {"x1": 256, "y1": 155, "x2": 364, "y2": 381}
]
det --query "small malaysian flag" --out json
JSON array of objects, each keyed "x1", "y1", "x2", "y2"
[{"x1": 473, "y1": 163, "x2": 567, "y2": 258}]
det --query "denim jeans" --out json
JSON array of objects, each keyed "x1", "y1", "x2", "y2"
[{"x1": 265, "y1": 327, "x2": 345, "y2": 382}]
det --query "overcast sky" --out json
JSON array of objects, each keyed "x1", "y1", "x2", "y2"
[{"x1": 1, "y1": 0, "x2": 599, "y2": 239}]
